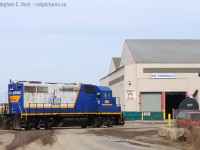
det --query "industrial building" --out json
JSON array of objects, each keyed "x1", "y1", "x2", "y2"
[{"x1": 100, "y1": 39, "x2": 200, "y2": 120}]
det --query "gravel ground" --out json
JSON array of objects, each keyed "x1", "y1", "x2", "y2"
[
  {"x1": 87, "y1": 124, "x2": 194, "y2": 150},
  {"x1": 0, "y1": 122, "x2": 196, "y2": 150}
]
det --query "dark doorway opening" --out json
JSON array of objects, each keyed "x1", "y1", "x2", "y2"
[{"x1": 165, "y1": 92, "x2": 186, "y2": 119}]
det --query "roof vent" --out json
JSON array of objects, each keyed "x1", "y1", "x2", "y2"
[{"x1": 28, "y1": 81, "x2": 42, "y2": 84}]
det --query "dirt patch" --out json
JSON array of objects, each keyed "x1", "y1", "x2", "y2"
[
  {"x1": 119, "y1": 140, "x2": 151, "y2": 148},
  {"x1": 88, "y1": 127, "x2": 194, "y2": 150},
  {"x1": 6, "y1": 130, "x2": 55, "y2": 150},
  {"x1": 89, "y1": 128, "x2": 157, "y2": 139},
  {"x1": 88, "y1": 128, "x2": 157, "y2": 148},
  {"x1": 0, "y1": 131, "x2": 8, "y2": 135}
]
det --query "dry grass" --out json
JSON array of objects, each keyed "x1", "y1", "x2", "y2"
[{"x1": 186, "y1": 127, "x2": 200, "y2": 150}]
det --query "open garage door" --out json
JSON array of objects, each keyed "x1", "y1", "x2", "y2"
[{"x1": 165, "y1": 92, "x2": 186, "y2": 119}]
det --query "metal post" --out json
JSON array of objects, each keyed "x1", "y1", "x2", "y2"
[
  {"x1": 163, "y1": 111, "x2": 166, "y2": 120},
  {"x1": 29, "y1": 103, "x2": 30, "y2": 116},
  {"x1": 67, "y1": 103, "x2": 68, "y2": 113},
  {"x1": 168, "y1": 113, "x2": 171, "y2": 127},
  {"x1": 142, "y1": 112, "x2": 144, "y2": 121},
  {"x1": 36, "y1": 103, "x2": 37, "y2": 116},
  {"x1": 59, "y1": 103, "x2": 60, "y2": 115},
  {"x1": 75, "y1": 103, "x2": 76, "y2": 114},
  {"x1": 51, "y1": 103, "x2": 52, "y2": 115},
  {"x1": 43, "y1": 103, "x2": 44, "y2": 116}
]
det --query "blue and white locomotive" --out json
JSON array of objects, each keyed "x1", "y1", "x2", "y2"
[{"x1": 1, "y1": 81, "x2": 124, "y2": 129}]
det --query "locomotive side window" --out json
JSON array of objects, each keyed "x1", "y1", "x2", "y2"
[
  {"x1": 24, "y1": 86, "x2": 36, "y2": 93},
  {"x1": 97, "y1": 92, "x2": 101, "y2": 99},
  {"x1": 37, "y1": 87, "x2": 48, "y2": 93},
  {"x1": 104, "y1": 92, "x2": 110, "y2": 99},
  {"x1": 85, "y1": 85, "x2": 94, "y2": 93}
]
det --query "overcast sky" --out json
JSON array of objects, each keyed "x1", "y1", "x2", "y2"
[{"x1": 0, "y1": 0, "x2": 200, "y2": 102}]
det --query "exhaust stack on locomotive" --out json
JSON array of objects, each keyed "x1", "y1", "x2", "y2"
[{"x1": 0, "y1": 81, "x2": 124, "y2": 130}]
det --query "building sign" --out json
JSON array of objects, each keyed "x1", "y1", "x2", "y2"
[
  {"x1": 143, "y1": 112, "x2": 151, "y2": 116},
  {"x1": 150, "y1": 73, "x2": 175, "y2": 79},
  {"x1": 126, "y1": 90, "x2": 135, "y2": 100}
]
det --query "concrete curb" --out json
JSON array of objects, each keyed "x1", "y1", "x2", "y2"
[{"x1": 158, "y1": 127, "x2": 189, "y2": 141}]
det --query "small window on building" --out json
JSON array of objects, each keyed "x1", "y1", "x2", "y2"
[
  {"x1": 104, "y1": 92, "x2": 110, "y2": 99},
  {"x1": 24, "y1": 86, "x2": 36, "y2": 93},
  {"x1": 85, "y1": 85, "x2": 95, "y2": 93},
  {"x1": 37, "y1": 87, "x2": 48, "y2": 93}
]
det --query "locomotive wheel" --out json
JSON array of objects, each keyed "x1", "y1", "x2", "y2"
[
  {"x1": 92, "y1": 120, "x2": 96, "y2": 128},
  {"x1": 81, "y1": 125, "x2": 87, "y2": 128},
  {"x1": 36, "y1": 120, "x2": 46, "y2": 130},
  {"x1": 2, "y1": 118, "x2": 8, "y2": 130},
  {"x1": 107, "y1": 121, "x2": 114, "y2": 127},
  {"x1": 92, "y1": 118, "x2": 102, "y2": 128}
]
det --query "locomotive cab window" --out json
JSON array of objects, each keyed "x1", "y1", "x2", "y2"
[
  {"x1": 85, "y1": 85, "x2": 94, "y2": 93},
  {"x1": 97, "y1": 92, "x2": 101, "y2": 99},
  {"x1": 104, "y1": 92, "x2": 110, "y2": 99},
  {"x1": 24, "y1": 86, "x2": 36, "y2": 93}
]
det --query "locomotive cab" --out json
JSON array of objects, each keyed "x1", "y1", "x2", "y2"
[{"x1": 95, "y1": 86, "x2": 120, "y2": 112}]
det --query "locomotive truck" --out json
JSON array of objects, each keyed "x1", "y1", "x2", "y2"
[{"x1": 0, "y1": 81, "x2": 124, "y2": 130}]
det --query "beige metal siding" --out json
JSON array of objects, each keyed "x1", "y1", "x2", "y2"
[
  {"x1": 109, "y1": 59, "x2": 117, "y2": 74},
  {"x1": 107, "y1": 67, "x2": 125, "y2": 111},
  {"x1": 124, "y1": 64, "x2": 138, "y2": 111},
  {"x1": 138, "y1": 79, "x2": 188, "y2": 92},
  {"x1": 100, "y1": 76, "x2": 109, "y2": 86},
  {"x1": 119, "y1": 42, "x2": 135, "y2": 67}
]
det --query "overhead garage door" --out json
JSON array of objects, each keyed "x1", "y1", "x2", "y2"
[{"x1": 141, "y1": 93, "x2": 161, "y2": 111}]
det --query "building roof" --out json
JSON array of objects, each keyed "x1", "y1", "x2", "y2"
[
  {"x1": 126, "y1": 39, "x2": 200, "y2": 63},
  {"x1": 112, "y1": 57, "x2": 121, "y2": 69}
]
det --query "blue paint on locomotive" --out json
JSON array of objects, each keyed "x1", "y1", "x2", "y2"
[
  {"x1": 8, "y1": 83, "x2": 121, "y2": 115},
  {"x1": 8, "y1": 83, "x2": 24, "y2": 114}
]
